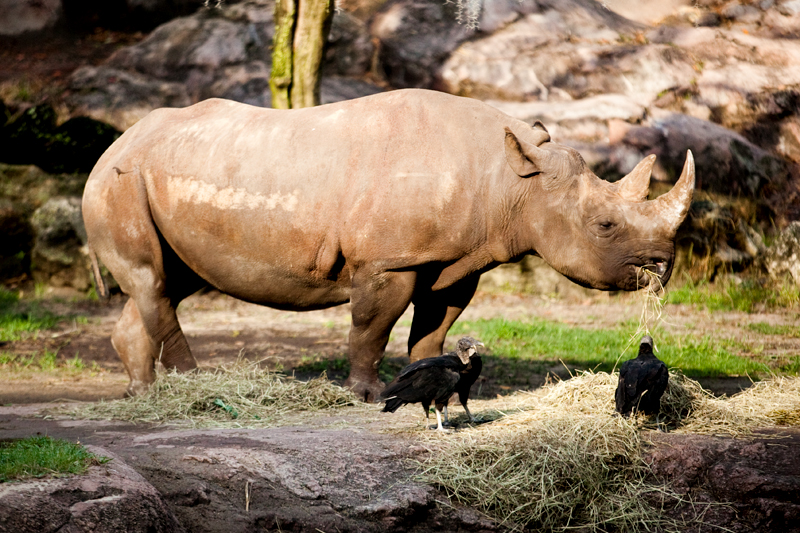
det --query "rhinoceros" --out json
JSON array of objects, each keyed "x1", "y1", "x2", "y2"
[{"x1": 82, "y1": 89, "x2": 694, "y2": 400}]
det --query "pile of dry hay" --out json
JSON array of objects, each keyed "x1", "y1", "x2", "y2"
[
  {"x1": 66, "y1": 362, "x2": 359, "y2": 427},
  {"x1": 420, "y1": 371, "x2": 800, "y2": 532}
]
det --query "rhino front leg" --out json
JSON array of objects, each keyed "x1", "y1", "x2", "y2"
[
  {"x1": 345, "y1": 269, "x2": 417, "y2": 402},
  {"x1": 408, "y1": 274, "x2": 480, "y2": 362}
]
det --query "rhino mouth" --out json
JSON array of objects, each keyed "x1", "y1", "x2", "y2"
[{"x1": 633, "y1": 259, "x2": 671, "y2": 291}]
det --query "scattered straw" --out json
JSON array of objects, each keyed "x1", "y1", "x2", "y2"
[
  {"x1": 494, "y1": 370, "x2": 800, "y2": 437},
  {"x1": 419, "y1": 372, "x2": 800, "y2": 532},
  {"x1": 634, "y1": 266, "x2": 666, "y2": 339},
  {"x1": 61, "y1": 362, "x2": 358, "y2": 427},
  {"x1": 420, "y1": 415, "x2": 671, "y2": 532}
]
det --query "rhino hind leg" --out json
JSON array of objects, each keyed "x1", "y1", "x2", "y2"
[
  {"x1": 111, "y1": 253, "x2": 204, "y2": 395},
  {"x1": 111, "y1": 293, "x2": 197, "y2": 396},
  {"x1": 345, "y1": 269, "x2": 417, "y2": 402},
  {"x1": 112, "y1": 299, "x2": 157, "y2": 396},
  {"x1": 408, "y1": 274, "x2": 479, "y2": 362}
]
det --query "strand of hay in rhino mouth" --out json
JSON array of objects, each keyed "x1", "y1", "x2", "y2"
[
  {"x1": 612, "y1": 266, "x2": 666, "y2": 371},
  {"x1": 418, "y1": 372, "x2": 800, "y2": 532},
  {"x1": 635, "y1": 265, "x2": 665, "y2": 338},
  {"x1": 60, "y1": 362, "x2": 360, "y2": 427}
]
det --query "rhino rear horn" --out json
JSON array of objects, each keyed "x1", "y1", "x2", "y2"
[
  {"x1": 504, "y1": 126, "x2": 551, "y2": 177},
  {"x1": 652, "y1": 150, "x2": 696, "y2": 232},
  {"x1": 616, "y1": 154, "x2": 656, "y2": 202}
]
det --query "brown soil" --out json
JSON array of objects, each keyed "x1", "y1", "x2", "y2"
[
  {"x1": 1, "y1": 289, "x2": 797, "y2": 405},
  {"x1": 0, "y1": 26, "x2": 145, "y2": 114}
]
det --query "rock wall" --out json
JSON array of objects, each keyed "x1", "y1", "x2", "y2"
[{"x1": 2, "y1": 0, "x2": 800, "y2": 290}]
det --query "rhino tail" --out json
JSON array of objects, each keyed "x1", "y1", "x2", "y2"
[{"x1": 88, "y1": 246, "x2": 110, "y2": 302}]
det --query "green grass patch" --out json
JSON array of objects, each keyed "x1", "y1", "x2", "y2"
[
  {"x1": 779, "y1": 357, "x2": 800, "y2": 375},
  {"x1": 665, "y1": 277, "x2": 799, "y2": 312},
  {"x1": 450, "y1": 317, "x2": 770, "y2": 378},
  {"x1": 0, "y1": 349, "x2": 88, "y2": 373},
  {"x1": 0, "y1": 436, "x2": 108, "y2": 482},
  {"x1": 293, "y1": 354, "x2": 406, "y2": 384},
  {"x1": 0, "y1": 288, "x2": 61, "y2": 342},
  {"x1": 746, "y1": 322, "x2": 800, "y2": 338}
]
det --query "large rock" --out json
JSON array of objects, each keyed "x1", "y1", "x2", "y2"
[
  {"x1": 2, "y1": 410, "x2": 800, "y2": 533},
  {"x1": 0, "y1": 446, "x2": 184, "y2": 533},
  {"x1": 647, "y1": 431, "x2": 800, "y2": 532},
  {"x1": 439, "y1": 0, "x2": 658, "y2": 102},
  {"x1": 30, "y1": 197, "x2": 91, "y2": 290},
  {"x1": 67, "y1": 66, "x2": 192, "y2": 132},
  {"x1": 439, "y1": 0, "x2": 800, "y2": 163},
  {"x1": 324, "y1": 9, "x2": 374, "y2": 77},
  {"x1": 65, "y1": 0, "x2": 383, "y2": 129},
  {"x1": 0, "y1": 0, "x2": 61, "y2": 36},
  {"x1": 106, "y1": 11, "x2": 269, "y2": 95},
  {"x1": 0, "y1": 422, "x2": 501, "y2": 533},
  {"x1": 614, "y1": 113, "x2": 790, "y2": 198},
  {"x1": 487, "y1": 94, "x2": 646, "y2": 142},
  {"x1": 675, "y1": 195, "x2": 766, "y2": 276},
  {"x1": 763, "y1": 221, "x2": 800, "y2": 284},
  {"x1": 370, "y1": 0, "x2": 476, "y2": 89},
  {"x1": 0, "y1": 164, "x2": 88, "y2": 284},
  {"x1": 646, "y1": 25, "x2": 800, "y2": 132}
]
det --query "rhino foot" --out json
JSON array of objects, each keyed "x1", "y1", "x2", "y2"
[
  {"x1": 125, "y1": 380, "x2": 151, "y2": 397},
  {"x1": 345, "y1": 377, "x2": 385, "y2": 403}
]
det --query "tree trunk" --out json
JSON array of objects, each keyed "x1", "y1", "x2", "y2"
[
  {"x1": 269, "y1": 0, "x2": 296, "y2": 110},
  {"x1": 270, "y1": 0, "x2": 334, "y2": 109}
]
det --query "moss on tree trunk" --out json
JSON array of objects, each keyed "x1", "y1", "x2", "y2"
[
  {"x1": 270, "y1": 0, "x2": 334, "y2": 109},
  {"x1": 269, "y1": 0, "x2": 296, "y2": 109}
]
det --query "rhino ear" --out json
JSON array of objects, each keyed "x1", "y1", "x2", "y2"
[
  {"x1": 504, "y1": 127, "x2": 550, "y2": 177},
  {"x1": 531, "y1": 120, "x2": 550, "y2": 139},
  {"x1": 616, "y1": 154, "x2": 656, "y2": 202}
]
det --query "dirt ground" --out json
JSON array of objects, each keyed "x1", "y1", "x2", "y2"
[
  {"x1": 1, "y1": 288, "x2": 799, "y2": 533},
  {"x1": 1, "y1": 288, "x2": 798, "y2": 405}
]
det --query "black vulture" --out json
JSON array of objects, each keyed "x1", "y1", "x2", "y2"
[
  {"x1": 615, "y1": 335, "x2": 669, "y2": 419},
  {"x1": 380, "y1": 337, "x2": 484, "y2": 431}
]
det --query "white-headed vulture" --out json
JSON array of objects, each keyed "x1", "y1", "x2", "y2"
[{"x1": 380, "y1": 337, "x2": 484, "y2": 431}]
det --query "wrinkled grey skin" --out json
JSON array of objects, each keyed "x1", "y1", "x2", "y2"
[{"x1": 82, "y1": 89, "x2": 695, "y2": 401}]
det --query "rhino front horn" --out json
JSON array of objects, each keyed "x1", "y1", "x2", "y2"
[{"x1": 652, "y1": 150, "x2": 695, "y2": 232}]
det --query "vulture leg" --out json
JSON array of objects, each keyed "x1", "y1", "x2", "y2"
[
  {"x1": 463, "y1": 404, "x2": 474, "y2": 423},
  {"x1": 434, "y1": 408, "x2": 448, "y2": 432}
]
